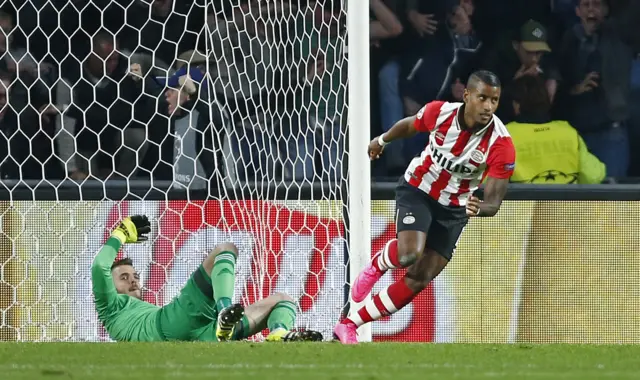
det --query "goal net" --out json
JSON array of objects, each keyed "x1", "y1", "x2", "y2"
[{"x1": 0, "y1": 0, "x2": 372, "y2": 342}]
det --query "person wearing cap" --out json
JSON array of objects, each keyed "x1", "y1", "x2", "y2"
[
  {"x1": 482, "y1": 19, "x2": 560, "y2": 124},
  {"x1": 556, "y1": 0, "x2": 640, "y2": 179}
]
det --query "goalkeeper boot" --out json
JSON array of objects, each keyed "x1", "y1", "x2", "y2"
[
  {"x1": 266, "y1": 328, "x2": 323, "y2": 342},
  {"x1": 216, "y1": 303, "x2": 245, "y2": 341}
]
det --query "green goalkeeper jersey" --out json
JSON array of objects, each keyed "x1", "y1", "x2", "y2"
[{"x1": 91, "y1": 238, "x2": 164, "y2": 342}]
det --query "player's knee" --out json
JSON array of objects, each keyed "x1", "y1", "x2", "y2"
[
  {"x1": 208, "y1": 242, "x2": 239, "y2": 259},
  {"x1": 397, "y1": 235, "x2": 425, "y2": 267},
  {"x1": 203, "y1": 242, "x2": 239, "y2": 275},
  {"x1": 270, "y1": 292, "x2": 294, "y2": 304},
  {"x1": 397, "y1": 245, "x2": 421, "y2": 267}
]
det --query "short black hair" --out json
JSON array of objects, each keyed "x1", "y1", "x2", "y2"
[
  {"x1": 111, "y1": 257, "x2": 134, "y2": 271},
  {"x1": 467, "y1": 70, "x2": 501, "y2": 89}
]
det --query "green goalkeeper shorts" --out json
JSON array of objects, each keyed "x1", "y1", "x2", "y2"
[{"x1": 157, "y1": 265, "x2": 219, "y2": 341}]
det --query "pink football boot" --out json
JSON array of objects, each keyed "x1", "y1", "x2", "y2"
[
  {"x1": 350, "y1": 250, "x2": 387, "y2": 303},
  {"x1": 333, "y1": 320, "x2": 358, "y2": 344}
]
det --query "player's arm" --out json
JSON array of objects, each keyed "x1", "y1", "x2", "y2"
[
  {"x1": 370, "y1": 101, "x2": 445, "y2": 159},
  {"x1": 466, "y1": 137, "x2": 516, "y2": 217},
  {"x1": 91, "y1": 237, "x2": 124, "y2": 314},
  {"x1": 91, "y1": 216, "x2": 151, "y2": 315},
  {"x1": 472, "y1": 176, "x2": 509, "y2": 217}
]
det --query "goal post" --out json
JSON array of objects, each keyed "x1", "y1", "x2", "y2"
[
  {"x1": 346, "y1": 0, "x2": 373, "y2": 342},
  {"x1": 0, "y1": 0, "x2": 373, "y2": 342}
]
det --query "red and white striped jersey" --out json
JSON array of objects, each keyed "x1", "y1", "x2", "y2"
[{"x1": 404, "y1": 101, "x2": 516, "y2": 207}]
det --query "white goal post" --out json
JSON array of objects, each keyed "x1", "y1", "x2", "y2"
[
  {"x1": 345, "y1": 0, "x2": 372, "y2": 342},
  {"x1": 0, "y1": 0, "x2": 372, "y2": 342}
]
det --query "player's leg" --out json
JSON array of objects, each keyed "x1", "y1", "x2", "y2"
[
  {"x1": 404, "y1": 207, "x2": 467, "y2": 293},
  {"x1": 199, "y1": 242, "x2": 247, "y2": 341},
  {"x1": 350, "y1": 180, "x2": 431, "y2": 303},
  {"x1": 225, "y1": 293, "x2": 322, "y2": 342},
  {"x1": 159, "y1": 242, "x2": 240, "y2": 341}
]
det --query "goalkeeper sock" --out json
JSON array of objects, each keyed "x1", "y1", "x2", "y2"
[
  {"x1": 211, "y1": 251, "x2": 237, "y2": 312},
  {"x1": 231, "y1": 315, "x2": 251, "y2": 340},
  {"x1": 347, "y1": 275, "x2": 416, "y2": 327},
  {"x1": 372, "y1": 239, "x2": 401, "y2": 272},
  {"x1": 267, "y1": 300, "x2": 297, "y2": 331}
]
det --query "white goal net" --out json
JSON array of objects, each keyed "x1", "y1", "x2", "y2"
[{"x1": 0, "y1": 0, "x2": 375, "y2": 342}]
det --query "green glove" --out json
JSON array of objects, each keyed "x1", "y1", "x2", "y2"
[{"x1": 111, "y1": 215, "x2": 151, "y2": 244}]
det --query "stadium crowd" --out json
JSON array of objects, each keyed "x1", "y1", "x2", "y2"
[{"x1": 0, "y1": 0, "x2": 637, "y2": 186}]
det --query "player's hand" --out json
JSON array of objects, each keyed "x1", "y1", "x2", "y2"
[
  {"x1": 111, "y1": 215, "x2": 151, "y2": 244},
  {"x1": 466, "y1": 196, "x2": 481, "y2": 217},
  {"x1": 368, "y1": 137, "x2": 385, "y2": 160}
]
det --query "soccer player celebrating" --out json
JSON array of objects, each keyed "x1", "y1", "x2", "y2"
[
  {"x1": 92, "y1": 215, "x2": 322, "y2": 342},
  {"x1": 334, "y1": 70, "x2": 516, "y2": 344}
]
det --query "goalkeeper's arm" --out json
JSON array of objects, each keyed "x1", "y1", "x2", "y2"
[
  {"x1": 91, "y1": 215, "x2": 151, "y2": 315},
  {"x1": 91, "y1": 237, "x2": 123, "y2": 315}
]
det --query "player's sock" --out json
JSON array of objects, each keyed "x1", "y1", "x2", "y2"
[
  {"x1": 347, "y1": 275, "x2": 416, "y2": 327},
  {"x1": 371, "y1": 239, "x2": 401, "y2": 272},
  {"x1": 231, "y1": 315, "x2": 251, "y2": 340},
  {"x1": 211, "y1": 251, "x2": 237, "y2": 312},
  {"x1": 267, "y1": 300, "x2": 297, "y2": 332}
]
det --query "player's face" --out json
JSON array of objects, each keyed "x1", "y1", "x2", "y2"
[
  {"x1": 112, "y1": 265, "x2": 142, "y2": 300},
  {"x1": 463, "y1": 82, "x2": 500, "y2": 125}
]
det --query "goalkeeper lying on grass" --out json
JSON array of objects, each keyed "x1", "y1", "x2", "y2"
[{"x1": 91, "y1": 215, "x2": 323, "y2": 342}]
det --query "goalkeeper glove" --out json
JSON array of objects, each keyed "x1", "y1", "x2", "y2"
[{"x1": 111, "y1": 215, "x2": 151, "y2": 244}]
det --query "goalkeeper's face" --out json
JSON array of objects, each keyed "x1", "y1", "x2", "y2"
[{"x1": 111, "y1": 264, "x2": 142, "y2": 300}]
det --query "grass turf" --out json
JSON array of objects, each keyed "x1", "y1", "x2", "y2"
[{"x1": 1, "y1": 342, "x2": 639, "y2": 380}]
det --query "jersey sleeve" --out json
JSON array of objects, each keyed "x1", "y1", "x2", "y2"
[
  {"x1": 91, "y1": 237, "x2": 123, "y2": 317},
  {"x1": 577, "y1": 135, "x2": 606, "y2": 184},
  {"x1": 486, "y1": 136, "x2": 516, "y2": 179},
  {"x1": 413, "y1": 101, "x2": 445, "y2": 132}
]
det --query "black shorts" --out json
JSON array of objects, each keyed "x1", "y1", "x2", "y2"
[{"x1": 395, "y1": 179, "x2": 468, "y2": 260}]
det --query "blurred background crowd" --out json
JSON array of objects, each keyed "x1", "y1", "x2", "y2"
[{"x1": 0, "y1": 0, "x2": 637, "y2": 187}]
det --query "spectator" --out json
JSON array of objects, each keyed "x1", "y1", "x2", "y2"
[
  {"x1": 0, "y1": 71, "x2": 16, "y2": 179},
  {"x1": 162, "y1": 52, "x2": 227, "y2": 189},
  {"x1": 483, "y1": 19, "x2": 560, "y2": 124},
  {"x1": 206, "y1": 1, "x2": 279, "y2": 183},
  {"x1": 285, "y1": 1, "x2": 347, "y2": 184},
  {"x1": 395, "y1": 2, "x2": 479, "y2": 170},
  {"x1": 55, "y1": 31, "x2": 148, "y2": 180},
  {"x1": 506, "y1": 75, "x2": 606, "y2": 184},
  {"x1": 557, "y1": 0, "x2": 640, "y2": 178},
  {"x1": 0, "y1": 10, "x2": 64, "y2": 180},
  {"x1": 122, "y1": 0, "x2": 205, "y2": 76},
  {"x1": 370, "y1": 0, "x2": 403, "y2": 42},
  {"x1": 373, "y1": 0, "x2": 407, "y2": 177},
  {"x1": 629, "y1": 53, "x2": 640, "y2": 177}
]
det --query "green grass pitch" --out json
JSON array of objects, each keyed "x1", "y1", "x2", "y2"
[{"x1": 1, "y1": 342, "x2": 639, "y2": 380}]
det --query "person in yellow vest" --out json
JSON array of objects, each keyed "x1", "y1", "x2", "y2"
[{"x1": 505, "y1": 76, "x2": 606, "y2": 184}]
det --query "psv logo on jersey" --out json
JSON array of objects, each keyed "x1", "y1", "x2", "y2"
[{"x1": 469, "y1": 149, "x2": 486, "y2": 167}]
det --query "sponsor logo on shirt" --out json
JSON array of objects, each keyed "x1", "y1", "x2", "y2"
[{"x1": 432, "y1": 149, "x2": 480, "y2": 175}]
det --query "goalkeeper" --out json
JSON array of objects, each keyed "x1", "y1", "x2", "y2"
[{"x1": 91, "y1": 215, "x2": 322, "y2": 342}]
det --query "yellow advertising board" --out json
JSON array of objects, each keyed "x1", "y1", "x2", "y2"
[{"x1": 0, "y1": 200, "x2": 638, "y2": 343}]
